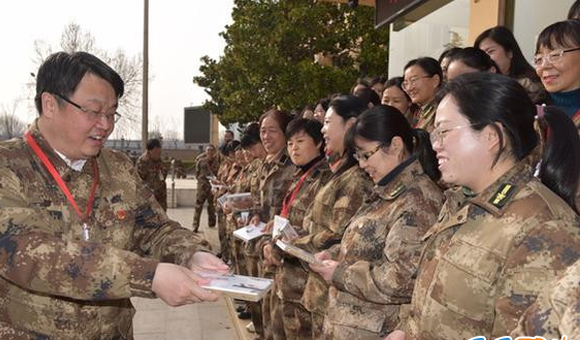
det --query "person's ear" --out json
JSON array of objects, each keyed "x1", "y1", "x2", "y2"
[
  {"x1": 41, "y1": 92, "x2": 58, "y2": 119},
  {"x1": 481, "y1": 123, "x2": 504, "y2": 153},
  {"x1": 344, "y1": 117, "x2": 357, "y2": 130},
  {"x1": 388, "y1": 136, "x2": 405, "y2": 160}
]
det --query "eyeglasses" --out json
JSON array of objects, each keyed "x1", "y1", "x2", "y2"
[
  {"x1": 402, "y1": 75, "x2": 432, "y2": 90},
  {"x1": 429, "y1": 124, "x2": 475, "y2": 145},
  {"x1": 533, "y1": 47, "x2": 580, "y2": 68},
  {"x1": 353, "y1": 144, "x2": 382, "y2": 162},
  {"x1": 52, "y1": 93, "x2": 122, "y2": 123}
]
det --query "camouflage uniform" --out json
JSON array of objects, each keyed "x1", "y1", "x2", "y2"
[
  {"x1": 511, "y1": 259, "x2": 580, "y2": 340},
  {"x1": 293, "y1": 164, "x2": 373, "y2": 339},
  {"x1": 270, "y1": 158, "x2": 331, "y2": 340},
  {"x1": 322, "y1": 159, "x2": 443, "y2": 340},
  {"x1": 0, "y1": 122, "x2": 210, "y2": 340},
  {"x1": 135, "y1": 153, "x2": 168, "y2": 211},
  {"x1": 215, "y1": 158, "x2": 233, "y2": 253},
  {"x1": 398, "y1": 160, "x2": 580, "y2": 340},
  {"x1": 245, "y1": 152, "x2": 295, "y2": 340},
  {"x1": 517, "y1": 76, "x2": 547, "y2": 105},
  {"x1": 413, "y1": 102, "x2": 436, "y2": 133},
  {"x1": 192, "y1": 154, "x2": 219, "y2": 231}
]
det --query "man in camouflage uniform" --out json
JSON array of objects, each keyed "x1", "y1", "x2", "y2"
[
  {"x1": 0, "y1": 51, "x2": 227, "y2": 340},
  {"x1": 136, "y1": 138, "x2": 168, "y2": 211},
  {"x1": 192, "y1": 144, "x2": 219, "y2": 232},
  {"x1": 511, "y1": 259, "x2": 579, "y2": 340}
]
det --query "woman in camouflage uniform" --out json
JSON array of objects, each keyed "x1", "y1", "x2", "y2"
[
  {"x1": 262, "y1": 118, "x2": 332, "y2": 340},
  {"x1": 386, "y1": 73, "x2": 579, "y2": 340},
  {"x1": 511, "y1": 259, "x2": 579, "y2": 340},
  {"x1": 310, "y1": 106, "x2": 444, "y2": 340},
  {"x1": 246, "y1": 110, "x2": 296, "y2": 340},
  {"x1": 402, "y1": 57, "x2": 442, "y2": 133},
  {"x1": 291, "y1": 95, "x2": 374, "y2": 338}
]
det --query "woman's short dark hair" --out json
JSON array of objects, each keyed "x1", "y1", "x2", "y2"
[
  {"x1": 285, "y1": 118, "x2": 325, "y2": 154},
  {"x1": 437, "y1": 72, "x2": 579, "y2": 211},
  {"x1": 315, "y1": 98, "x2": 330, "y2": 112},
  {"x1": 353, "y1": 86, "x2": 381, "y2": 107},
  {"x1": 474, "y1": 26, "x2": 537, "y2": 80},
  {"x1": 35, "y1": 51, "x2": 124, "y2": 115},
  {"x1": 438, "y1": 47, "x2": 462, "y2": 64},
  {"x1": 240, "y1": 122, "x2": 261, "y2": 149},
  {"x1": 449, "y1": 47, "x2": 500, "y2": 73},
  {"x1": 348, "y1": 105, "x2": 441, "y2": 182},
  {"x1": 535, "y1": 19, "x2": 580, "y2": 53},
  {"x1": 404, "y1": 57, "x2": 443, "y2": 87},
  {"x1": 259, "y1": 109, "x2": 293, "y2": 133},
  {"x1": 384, "y1": 77, "x2": 411, "y2": 102}
]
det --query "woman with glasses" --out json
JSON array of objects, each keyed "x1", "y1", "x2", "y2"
[
  {"x1": 381, "y1": 77, "x2": 418, "y2": 125},
  {"x1": 309, "y1": 106, "x2": 443, "y2": 340},
  {"x1": 384, "y1": 73, "x2": 580, "y2": 340},
  {"x1": 475, "y1": 26, "x2": 547, "y2": 104},
  {"x1": 534, "y1": 20, "x2": 580, "y2": 125},
  {"x1": 402, "y1": 57, "x2": 442, "y2": 133},
  {"x1": 291, "y1": 95, "x2": 373, "y2": 339}
]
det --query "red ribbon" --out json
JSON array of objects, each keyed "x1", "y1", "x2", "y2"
[
  {"x1": 280, "y1": 159, "x2": 323, "y2": 218},
  {"x1": 25, "y1": 131, "x2": 99, "y2": 223}
]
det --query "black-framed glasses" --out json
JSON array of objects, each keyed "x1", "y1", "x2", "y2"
[
  {"x1": 52, "y1": 93, "x2": 122, "y2": 123},
  {"x1": 402, "y1": 75, "x2": 432, "y2": 90},
  {"x1": 533, "y1": 47, "x2": 580, "y2": 68},
  {"x1": 353, "y1": 144, "x2": 382, "y2": 162}
]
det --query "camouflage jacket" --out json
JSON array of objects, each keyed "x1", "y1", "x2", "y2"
[
  {"x1": 511, "y1": 259, "x2": 580, "y2": 340},
  {"x1": 274, "y1": 158, "x2": 332, "y2": 303},
  {"x1": 254, "y1": 152, "x2": 296, "y2": 223},
  {"x1": 195, "y1": 155, "x2": 219, "y2": 190},
  {"x1": 413, "y1": 102, "x2": 436, "y2": 133},
  {"x1": 0, "y1": 123, "x2": 210, "y2": 340},
  {"x1": 135, "y1": 153, "x2": 167, "y2": 200},
  {"x1": 325, "y1": 159, "x2": 443, "y2": 335},
  {"x1": 294, "y1": 164, "x2": 373, "y2": 314},
  {"x1": 399, "y1": 161, "x2": 580, "y2": 340}
]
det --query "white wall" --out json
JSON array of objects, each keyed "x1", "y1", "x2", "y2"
[
  {"x1": 513, "y1": 0, "x2": 575, "y2": 62},
  {"x1": 388, "y1": 0, "x2": 470, "y2": 78}
]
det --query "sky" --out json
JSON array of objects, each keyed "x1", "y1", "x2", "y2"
[{"x1": 0, "y1": 1, "x2": 234, "y2": 139}]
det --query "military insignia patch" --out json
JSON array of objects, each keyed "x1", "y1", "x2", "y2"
[
  {"x1": 116, "y1": 210, "x2": 127, "y2": 220},
  {"x1": 489, "y1": 183, "x2": 516, "y2": 209},
  {"x1": 387, "y1": 183, "x2": 406, "y2": 200}
]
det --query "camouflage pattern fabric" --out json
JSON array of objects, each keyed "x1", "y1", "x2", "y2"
[
  {"x1": 511, "y1": 259, "x2": 580, "y2": 340},
  {"x1": 135, "y1": 153, "x2": 168, "y2": 211},
  {"x1": 398, "y1": 160, "x2": 580, "y2": 340},
  {"x1": 0, "y1": 122, "x2": 210, "y2": 340},
  {"x1": 293, "y1": 164, "x2": 373, "y2": 337},
  {"x1": 270, "y1": 159, "x2": 331, "y2": 340},
  {"x1": 323, "y1": 159, "x2": 443, "y2": 340},
  {"x1": 413, "y1": 102, "x2": 436, "y2": 133},
  {"x1": 192, "y1": 155, "x2": 219, "y2": 231}
]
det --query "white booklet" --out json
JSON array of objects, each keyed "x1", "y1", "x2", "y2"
[
  {"x1": 233, "y1": 222, "x2": 267, "y2": 242},
  {"x1": 196, "y1": 271, "x2": 273, "y2": 302},
  {"x1": 275, "y1": 240, "x2": 323, "y2": 265}
]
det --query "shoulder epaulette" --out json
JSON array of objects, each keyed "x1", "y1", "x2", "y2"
[
  {"x1": 386, "y1": 183, "x2": 406, "y2": 200},
  {"x1": 488, "y1": 183, "x2": 517, "y2": 209}
]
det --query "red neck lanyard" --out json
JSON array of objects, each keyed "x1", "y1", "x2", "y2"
[
  {"x1": 280, "y1": 159, "x2": 322, "y2": 218},
  {"x1": 25, "y1": 131, "x2": 99, "y2": 222}
]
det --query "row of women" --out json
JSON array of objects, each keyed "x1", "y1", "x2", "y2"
[{"x1": 213, "y1": 19, "x2": 580, "y2": 340}]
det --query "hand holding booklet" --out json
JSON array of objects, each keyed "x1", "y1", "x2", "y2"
[
  {"x1": 196, "y1": 271, "x2": 273, "y2": 302},
  {"x1": 275, "y1": 240, "x2": 323, "y2": 265},
  {"x1": 233, "y1": 222, "x2": 267, "y2": 242}
]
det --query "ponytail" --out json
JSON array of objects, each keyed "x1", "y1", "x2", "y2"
[
  {"x1": 537, "y1": 107, "x2": 580, "y2": 213},
  {"x1": 411, "y1": 128, "x2": 441, "y2": 182}
]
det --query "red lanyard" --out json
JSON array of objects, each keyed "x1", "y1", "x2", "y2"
[
  {"x1": 25, "y1": 131, "x2": 99, "y2": 223},
  {"x1": 280, "y1": 159, "x2": 322, "y2": 218}
]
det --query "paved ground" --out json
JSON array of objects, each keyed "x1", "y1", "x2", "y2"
[{"x1": 132, "y1": 207, "x2": 238, "y2": 340}]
